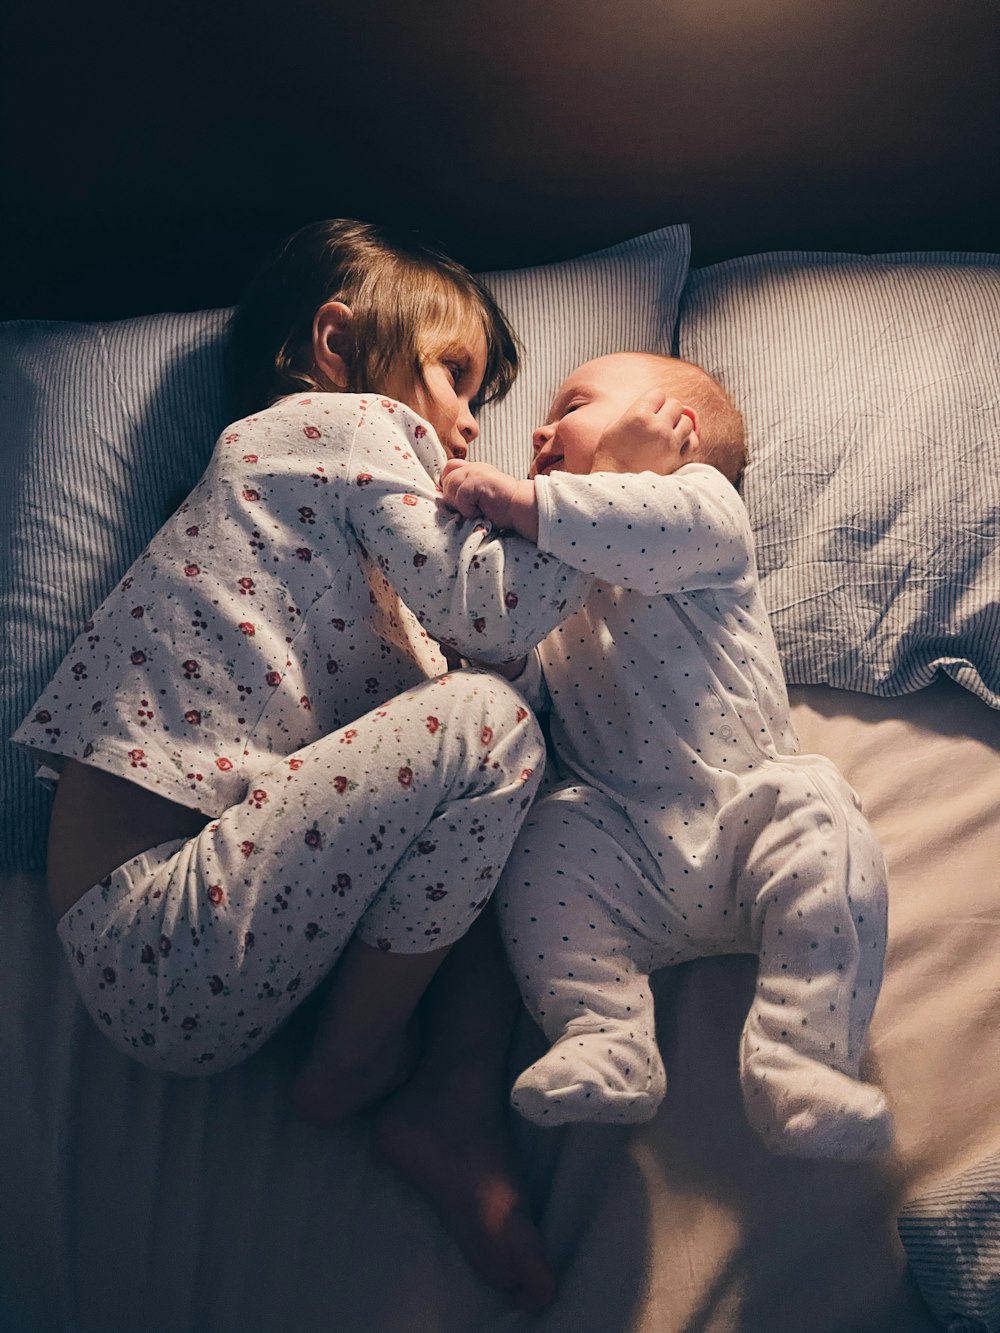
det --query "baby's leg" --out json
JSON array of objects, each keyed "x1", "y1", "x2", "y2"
[
  {"x1": 497, "y1": 785, "x2": 668, "y2": 1126},
  {"x1": 57, "y1": 670, "x2": 543, "y2": 1089},
  {"x1": 737, "y1": 764, "x2": 893, "y2": 1161}
]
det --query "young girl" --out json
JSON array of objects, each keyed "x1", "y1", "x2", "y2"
[{"x1": 12, "y1": 219, "x2": 592, "y2": 1311}]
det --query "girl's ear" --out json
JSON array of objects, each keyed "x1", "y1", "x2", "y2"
[{"x1": 311, "y1": 301, "x2": 355, "y2": 390}]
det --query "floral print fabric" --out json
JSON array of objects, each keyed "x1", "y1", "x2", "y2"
[
  {"x1": 56, "y1": 672, "x2": 543, "y2": 1074},
  {"x1": 13, "y1": 393, "x2": 588, "y2": 813}
]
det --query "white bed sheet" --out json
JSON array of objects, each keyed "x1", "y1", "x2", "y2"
[{"x1": 2, "y1": 677, "x2": 998, "y2": 1333}]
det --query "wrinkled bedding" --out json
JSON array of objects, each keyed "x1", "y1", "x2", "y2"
[{"x1": 2, "y1": 676, "x2": 998, "y2": 1333}]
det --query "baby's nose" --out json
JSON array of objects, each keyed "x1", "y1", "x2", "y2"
[{"x1": 531, "y1": 424, "x2": 552, "y2": 453}]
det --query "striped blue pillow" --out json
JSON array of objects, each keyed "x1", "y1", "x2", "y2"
[
  {"x1": 680, "y1": 252, "x2": 1000, "y2": 706},
  {"x1": 1, "y1": 313, "x2": 231, "y2": 873},
  {"x1": 0, "y1": 225, "x2": 690, "y2": 873}
]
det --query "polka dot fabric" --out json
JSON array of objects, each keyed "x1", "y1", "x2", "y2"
[
  {"x1": 496, "y1": 464, "x2": 893, "y2": 1159},
  {"x1": 534, "y1": 464, "x2": 797, "y2": 826}
]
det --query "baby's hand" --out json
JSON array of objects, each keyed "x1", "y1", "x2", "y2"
[
  {"x1": 440, "y1": 459, "x2": 539, "y2": 542},
  {"x1": 440, "y1": 459, "x2": 515, "y2": 522},
  {"x1": 591, "y1": 388, "x2": 699, "y2": 476}
]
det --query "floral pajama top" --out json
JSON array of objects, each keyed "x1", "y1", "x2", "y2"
[{"x1": 13, "y1": 393, "x2": 589, "y2": 812}]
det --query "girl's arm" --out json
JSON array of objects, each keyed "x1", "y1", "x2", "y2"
[{"x1": 340, "y1": 400, "x2": 590, "y2": 663}]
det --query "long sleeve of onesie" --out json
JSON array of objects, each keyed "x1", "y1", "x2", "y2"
[{"x1": 534, "y1": 463, "x2": 752, "y2": 594}]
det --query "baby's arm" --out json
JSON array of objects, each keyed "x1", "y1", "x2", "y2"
[
  {"x1": 441, "y1": 461, "x2": 538, "y2": 542},
  {"x1": 536, "y1": 466, "x2": 752, "y2": 595},
  {"x1": 591, "y1": 387, "x2": 699, "y2": 475},
  {"x1": 439, "y1": 386, "x2": 698, "y2": 541},
  {"x1": 443, "y1": 462, "x2": 749, "y2": 596}
]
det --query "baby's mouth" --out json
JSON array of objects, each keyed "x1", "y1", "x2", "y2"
[{"x1": 532, "y1": 454, "x2": 564, "y2": 478}]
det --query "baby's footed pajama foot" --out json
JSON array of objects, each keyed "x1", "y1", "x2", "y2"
[
  {"x1": 739, "y1": 1034, "x2": 893, "y2": 1161},
  {"x1": 511, "y1": 1017, "x2": 667, "y2": 1126}
]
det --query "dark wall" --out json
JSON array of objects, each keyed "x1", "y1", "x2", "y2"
[{"x1": 3, "y1": 0, "x2": 997, "y2": 320}]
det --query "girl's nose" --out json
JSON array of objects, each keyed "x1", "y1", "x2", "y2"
[{"x1": 459, "y1": 407, "x2": 479, "y2": 449}]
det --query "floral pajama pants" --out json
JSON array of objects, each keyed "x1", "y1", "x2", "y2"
[{"x1": 57, "y1": 671, "x2": 543, "y2": 1075}]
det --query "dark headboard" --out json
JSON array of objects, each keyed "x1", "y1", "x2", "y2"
[{"x1": 4, "y1": 0, "x2": 997, "y2": 320}]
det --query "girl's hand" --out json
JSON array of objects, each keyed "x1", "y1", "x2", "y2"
[
  {"x1": 440, "y1": 459, "x2": 539, "y2": 543},
  {"x1": 591, "y1": 389, "x2": 700, "y2": 476}
]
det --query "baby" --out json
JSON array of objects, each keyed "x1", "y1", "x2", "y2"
[{"x1": 441, "y1": 353, "x2": 893, "y2": 1162}]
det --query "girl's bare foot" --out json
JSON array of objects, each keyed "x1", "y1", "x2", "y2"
[
  {"x1": 290, "y1": 1017, "x2": 421, "y2": 1126},
  {"x1": 372, "y1": 1064, "x2": 556, "y2": 1314}
]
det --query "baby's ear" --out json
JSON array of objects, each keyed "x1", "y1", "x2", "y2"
[
  {"x1": 312, "y1": 301, "x2": 355, "y2": 390},
  {"x1": 680, "y1": 430, "x2": 702, "y2": 459}
]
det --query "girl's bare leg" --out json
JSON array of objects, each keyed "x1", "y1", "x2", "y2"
[
  {"x1": 291, "y1": 937, "x2": 452, "y2": 1123},
  {"x1": 372, "y1": 907, "x2": 557, "y2": 1314}
]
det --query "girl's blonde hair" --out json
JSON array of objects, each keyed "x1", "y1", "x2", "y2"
[{"x1": 226, "y1": 219, "x2": 519, "y2": 421}]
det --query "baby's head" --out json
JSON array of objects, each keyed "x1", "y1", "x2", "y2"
[
  {"x1": 226, "y1": 219, "x2": 519, "y2": 438},
  {"x1": 531, "y1": 353, "x2": 746, "y2": 487}
]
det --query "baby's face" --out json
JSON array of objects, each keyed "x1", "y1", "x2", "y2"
[{"x1": 530, "y1": 354, "x2": 683, "y2": 478}]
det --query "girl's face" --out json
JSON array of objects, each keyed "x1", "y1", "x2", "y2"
[{"x1": 382, "y1": 330, "x2": 488, "y2": 461}]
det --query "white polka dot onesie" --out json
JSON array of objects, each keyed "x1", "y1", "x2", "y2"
[
  {"x1": 13, "y1": 394, "x2": 590, "y2": 1073},
  {"x1": 497, "y1": 463, "x2": 892, "y2": 1161}
]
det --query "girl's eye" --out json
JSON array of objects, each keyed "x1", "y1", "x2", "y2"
[{"x1": 444, "y1": 362, "x2": 463, "y2": 387}]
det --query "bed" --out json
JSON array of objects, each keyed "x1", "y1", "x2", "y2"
[{"x1": 2, "y1": 223, "x2": 999, "y2": 1333}]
